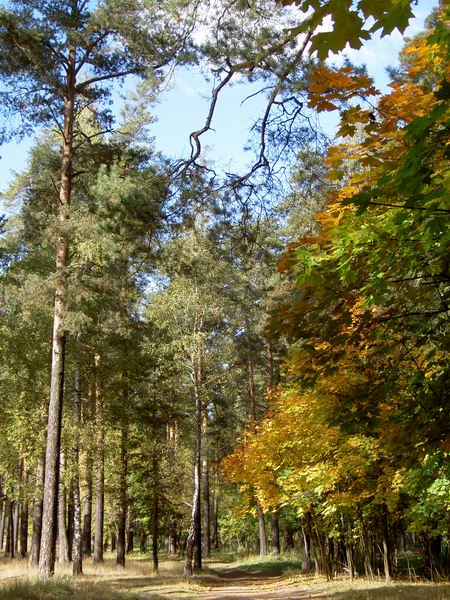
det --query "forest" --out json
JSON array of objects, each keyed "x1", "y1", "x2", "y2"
[{"x1": 0, "y1": 1, "x2": 449, "y2": 599}]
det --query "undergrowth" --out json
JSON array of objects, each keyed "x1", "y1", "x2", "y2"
[{"x1": 0, "y1": 577, "x2": 142, "y2": 600}]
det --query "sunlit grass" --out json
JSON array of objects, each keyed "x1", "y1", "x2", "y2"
[
  {"x1": 0, "y1": 577, "x2": 142, "y2": 600},
  {"x1": 291, "y1": 574, "x2": 450, "y2": 600},
  {"x1": 1, "y1": 555, "x2": 450, "y2": 599}
]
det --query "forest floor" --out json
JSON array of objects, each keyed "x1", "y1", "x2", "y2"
[{"x1": 1, "y1": 555, "x2": 450, "y2": 599}]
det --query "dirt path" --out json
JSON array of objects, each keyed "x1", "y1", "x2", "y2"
[{"x1": 198, "y1": 564, "x2": 314, "y2": 599}]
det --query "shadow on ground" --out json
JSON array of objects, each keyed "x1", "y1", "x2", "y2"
[{"x1": 318, "y1": 583, "x2": 450, "y2": 600}]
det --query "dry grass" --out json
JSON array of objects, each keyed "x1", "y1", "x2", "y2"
[
  {"x1": 296, "y1": 574, "x2": 450, "y2": 599},
  {"x1": 0, "y1": 555, "x2": 208, "y2": 600},
  {"x1": 1, "y1": 556, "x2": 450, "y2": 599},
  {"x1": 0, "y1": 577, "x2": 142, "y2": 600}
]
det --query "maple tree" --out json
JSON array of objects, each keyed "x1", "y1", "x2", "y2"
[{"x1": 222, "y1": 5, "x2": 450, "y2": 579}]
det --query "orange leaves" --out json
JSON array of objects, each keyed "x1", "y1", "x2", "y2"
[{"x1": 308, "y1": 65, "x2": 380, "y2": 113}]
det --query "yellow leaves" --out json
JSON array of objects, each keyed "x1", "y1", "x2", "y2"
[{"x1": 308, "y1": 65, "x2": 380, "y2": 113}]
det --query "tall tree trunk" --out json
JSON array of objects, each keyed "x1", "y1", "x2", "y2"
[
  {"x1": 72, "y1": 358, "x2": 83, "y2": 575},
  {"x1": 82, "y1": 452, "x2": 93, "y2": 557},
  {"x1": 184, "y1": 345, "x2": 202, "y2": 576},
  {"x1": 257, "y1": 502, "x2": 267, "y2": 556},
  {"x1": 126, "y1": 523, "x2": 134, "y2": 554},
  {"x1": 0, "y1": 499, "x2": 5, "y2": 551},
  {"x1": 381, "y1": 504, "x2": 391, "y2": 580},
  {"x1": 116, "y1": 424, "x2": 128, "y2": 567},
  {"x1": 0, "y1": 477, "x2": 4, "y2": 550},
  {"x1": 58, "y1": 452, "x2": 69, "y2": 564},
  {"x1": 270, "y1": 511, "x2": 280, "y2": 556},
  {"x1": 211, "y1": 467, "x2": 219, "y2": 551},
  {"x1": 67, "y1": 488, "x2": 74, "y2": 561},
  {"x1": 247, "y1": 356, "x2": 256, "y2": 421},
  {"x1": 342, "y1": 514, "x2": 353, "y2": 580},
  {"x1": 152, "y1": 445, "x2": 159, "y2": 573},
  {"x1": 139, "y1": 531, "x2": 146, "y2": 553},
  {"x1": 301, "y1": 512, "x2": 312, "y2": 574},
  {"x1": 30, "y1": 458, "x2": 44, "y2": 566},
  {"x1": 93, "y1": 353, "x2": 104, "y2": 563},
  {"x1": 202, "y1": 459, "x2": 210, "y2": 558},
  {"x1": 20, "y1": 496, "x2": 29, "y2": 558},
  {"x1": 13, "y1": 498, "x2": 20, "y2": 557},
  {"x1": 5, "y1": 500, "x2": 13, "y2": 558},
  {"x1": 38, "y1": 51, "x2": 75, "y2": 577}
]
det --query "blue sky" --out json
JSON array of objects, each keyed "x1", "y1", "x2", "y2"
[{"x1": 0, "y1": 0, "x2": 437, "y2": 199}]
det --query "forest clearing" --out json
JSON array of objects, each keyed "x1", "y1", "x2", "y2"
[{"x1": 0, "y1": 0, "x2": 449, "y2": 598}]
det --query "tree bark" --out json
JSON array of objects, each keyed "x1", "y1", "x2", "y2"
[
  {"x1": 270, "y1": 511, "x2": 280, "y2": 556},
  {"x1": 67, "y1": 488, "x2": 74, "y2": 561},
  {"x1": 126, "y1": 526, "x2": 134, "y2": 554},
  {"x1": 82, "y1": 452, "x2": 93, "y2": 556},
  {"x1": 381, "y1": 504, "x2": 391, "y2": 580},
  {"x1": 58, "y1": 452, "x2": 69, "y2": 564},
  {"x1": 13, "y1": 498, "x2": 20, "y2": 557},
  {"x1": 202, "y1": 459, "x2": 211, "y2": 558},
  {"x1": 4, "y1": 500, "x2": 13, "y2": 558},
  {"x1": 184, "y1": 346, "x2": 202, "y2": 576},
  {"x1": 301, "y1": 512, "x2": 312, "y2": 574},
  {"x1": 211, "y1": 467, "x2": 219, "y2": 551},
  {"x1": 139, "y1": 531, "x2": 147, "y2": 553},
  {"x1": 247, "y1": 356, "x2": 256, "y2": 421},
  {"x1": 30, "y1": 458, "x2": 44, "y2": 565},
  {"x1": 0, "y1": 477, "x2": 4, "y2": 550},
  {"x1": 116, "y1": 424, "x2": 128, "y2": 567},
  {"x1": 0, "y1": 498, "x2": 5, "y2": 551},
  {"x1": 38, "y1": 48, "x2": 75, "y2": 577},
  {"x1": 152, "y1": 446, "x2": 159, "y2": 573},
  {"x1": 93, "y1": 353, "x2": 104, "y2": 563},
  {"x1": 257, "y1": 502, "x2": 267, "y2": 556},
  {"x1": 72, "y1": 358, "x2": 83, "y2": 575},
  {"x1": 20, "y1": 495, "x2": 29, "y2": 558}
]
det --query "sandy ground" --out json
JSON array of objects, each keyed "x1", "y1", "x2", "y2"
[{"x1": 137, "y1": 562, "x2": 317, "y2": 600}]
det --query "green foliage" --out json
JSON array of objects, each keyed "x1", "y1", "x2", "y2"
[{"x1": 281, "y1": 0, "x2": 415, "y2": 59}]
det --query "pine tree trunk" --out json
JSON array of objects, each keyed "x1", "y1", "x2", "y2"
[
  {"x1": 211, "y1": 469, "x2": 219, "y2": 551},
  {"x1": 0, "y1": 477, "x2": 4, "y2": 550},
  {"x1": 67, "y1": 488, "x2": 74, "y2": 561},
  {"x1": 247, "y1": 356, "x2": 256, "y2": 421},
  {"x1": 116, "y1": 424, "x2": 128, "y2": 567},
  {"x1": 82, "y1": 453, "x2": 93, "y2": 557},
  {"x1": 30, "y1": 458, "x2": 44, "y2": 566},
  {"x1": 72, "y1": 358, "x2": 83, "y2": 575},
  {"x1": 184, "y1": 344, "x2": 202, "y2": 576},
  {"x1": 257, "y1": 502, "x2": 267, "y2": 556},
  {"x1": 0, "y1": 497, "x2": 5, "y2": 551},
  {"x1": 5, "y1": 500, "x2": 13, "y2": 558},
  {"x1": 126, "y1": 505, "x2": 134, "y2": 554},
  {"x1": 20, "y1": 496, "x2": 29, "y2": 558},
  {"x1": 167, "y1": 517, "x2": 176, "y2": 555},
  {"x1": 152, "y1": 446, "x2": 159, "y2": 573},
  {"x1": 58, "y1": 452, "x2": 69, "y2": 564},
  {"x1": 38, "y1": 46, "x2": 77, "y2": 575},
  {"x1": 270, "y1": 511, "x2": 280, "y2": 556},
  {"x1": 93, "y1": 353, "x2": 104, "y2": 563},
  {"x1": 202, "y1": 459, "x2": 210, "y2": 558},
  {"x1": 12, "y1": 498, "x2": 19, "y2": 557}
]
